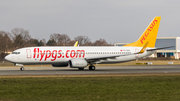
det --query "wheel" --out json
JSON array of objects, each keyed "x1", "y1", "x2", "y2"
[
  {"x1": 89, "y1": 66, "x2": 92, "y2": 70},
  {"x1": 91, "y1": 66, "x2": 95, "y2": 70},
  {"x1": 89, "y1": 66, "x2": 96, "y2": 70},
  {"x1": 78, "y1": 68, "x2": 84, "y2": 70},
  {"x1": 20, "y1": 67, "x2": 24, "y2": 71}
]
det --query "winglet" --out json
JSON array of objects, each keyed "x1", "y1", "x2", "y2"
[
  {"x1": 74, "y1": 41, "x2": 78, "y2": 47},
  {"x1": 138, "y1": 42, "x2": 149, "y2": 53}
]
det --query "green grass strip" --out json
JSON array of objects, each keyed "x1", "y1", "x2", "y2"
[{"x1": 0, "y1": 76, "x2": 180, "y2": 101}]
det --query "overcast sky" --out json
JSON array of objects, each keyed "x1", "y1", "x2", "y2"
[{"x1": 0, "y1": 0, "x2": 180, "y2": 44}]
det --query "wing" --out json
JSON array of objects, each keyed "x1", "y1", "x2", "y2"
[
  {"x1": 85, "y1": 53, "x2": 135, "y2": 63},
  {"x1": 85, "y1": 43, "x2": 149, "y2": 63},
  {"x1": 85, "y1": 44, "x2": 174, "y2": 63}
]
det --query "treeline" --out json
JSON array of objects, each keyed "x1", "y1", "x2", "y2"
[{"x1": 0, "y1": 28, "x2": 112, "y2": 54}]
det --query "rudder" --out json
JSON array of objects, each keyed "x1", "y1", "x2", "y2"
[{"x1": 124, "y1": 16, "x2": 161, "y2": 48}]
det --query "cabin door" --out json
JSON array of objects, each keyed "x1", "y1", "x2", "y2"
[
  {"x1": 135, "y1": 48, "x2": 139, "y2": 58},
  {"x1": 26, "y1": 49, "x2": 31, "y2": 58}
]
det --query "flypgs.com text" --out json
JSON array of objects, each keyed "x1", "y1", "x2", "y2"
[{"x1": 33, "y1": 48, "x2": 85, "y2": 61}]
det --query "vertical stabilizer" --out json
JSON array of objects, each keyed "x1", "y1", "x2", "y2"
[
  {"x1": 124, "y1": 16, "x2": 161, "y2": 48},
  {"x1": 74, "y1": 41, "x2": 78, "y2": 47}
]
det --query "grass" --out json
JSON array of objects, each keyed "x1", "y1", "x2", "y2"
[{"x1": 0, "y1": 75, "x2": 180, "y2": 101}]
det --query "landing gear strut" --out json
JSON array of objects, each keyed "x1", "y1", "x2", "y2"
[
  {"x1": 15, "y1": 64, "x2": 24, "y2": 71},
  {"x1": 89, "y1": 65, "x2": 96, "y2": 70},
  {"x1": 20, "y1": 67, "x2": 25, "y2": 71}
]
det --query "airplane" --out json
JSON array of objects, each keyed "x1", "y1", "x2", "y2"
[{"x1": 5, "y1": 16, "x2": 170, "y2": 71}]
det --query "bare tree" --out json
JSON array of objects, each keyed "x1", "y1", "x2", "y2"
[
  {"x1": 50, "y1": 33, "x2": 59, "y2": 45},
  {"x1": 93, "y1": 38, "x2": 109, "y2": 46},
  {"x1": 11, "y1": 28, "x2": 32, "y2": 48},
  {"x1": 50, "y1": 33, "x2": 71, "y2": 46},
  {"x1": 0, "y1": 31, "x2": 12, "y2": 53},
  {"x1": 61, "y1": 34, "x2": 71, "y2": 46},
  {"x1": 74, "y1": 35, "x2": 91, "y2": 46},
  {"x1": 46, "y1": 39, "x2": 57, "y2": 46},
  {"x1": 68, "y1": 40, "x2": 76, "y2": 46},
  {"x1": 42, "y1": 38, "x2": 46, "y2": 46}
]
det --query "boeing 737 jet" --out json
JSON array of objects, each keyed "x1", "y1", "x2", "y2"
[{"x1": 5, "y1": 16, "x2": 169, "y2": 71}]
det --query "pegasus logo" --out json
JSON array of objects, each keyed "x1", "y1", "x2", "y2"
[{"x1": 140, "y1": 18, "x2": 158, "y2": 44}]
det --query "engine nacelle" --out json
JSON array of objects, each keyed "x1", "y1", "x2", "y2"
[
  {"x1": 69, "y1": 59, "x2": 88, "y2": 68},
  {"x1": 51, "y1": 62, "x2": 68, "y2": 67}
]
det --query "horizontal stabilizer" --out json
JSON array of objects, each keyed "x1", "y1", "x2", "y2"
[{"x1": 147, "y1": 46, "x2": 175, "y2": 51}]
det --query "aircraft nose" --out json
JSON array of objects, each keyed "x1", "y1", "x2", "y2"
[{"x1": 5, "y1": 55, "x2": 11, "y2": 61}]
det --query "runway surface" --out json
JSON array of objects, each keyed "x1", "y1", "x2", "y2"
[{"x1": 0, "y1": 65, "x2": 180, "y2": 75}]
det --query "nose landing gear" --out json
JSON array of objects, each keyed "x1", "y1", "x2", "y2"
[
  {"x1": 20, "y1": 67, "x2": 25, "y2": 71},
  {"x1": 15, "y1": 64, "x2": 24, "y2": 71}
]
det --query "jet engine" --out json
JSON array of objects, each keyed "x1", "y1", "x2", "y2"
[{"x1": 69, "y1": 58, "x2": 88, "y2": 68}]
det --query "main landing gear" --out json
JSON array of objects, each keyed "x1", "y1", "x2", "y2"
[
  {"x1": 78, "y1": 68, "x2": 84, "y2": 70},
  {"x1": 20, "y1": 67, "x2": 25, "y2": 71},
  {"x1": 78, "y1": 65, "x2": 96, "y2": 71},
  {"x1": 89, "y1": 65, "x2": 96, "y2": 70}
]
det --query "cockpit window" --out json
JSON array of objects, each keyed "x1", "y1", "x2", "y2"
[{"x1": 12, "y1": 52, "x2": 20, "y2": 54}]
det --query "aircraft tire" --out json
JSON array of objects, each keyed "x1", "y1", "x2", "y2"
[
  {"x1": 78, "y1": 68, "x2": 84, "y2": 70},
  {"x1": 89, "y1": 66, "x2": 92, "y2": 70},
  {"x1": 92, "y1": 66, "x2": 95, "y2": 70},
  {"x1": 20, "y1": 67, "x2": 25, "y2": 71},
  {"x1": 89, "y1": 66, "x2": 95, "y2": 70}
]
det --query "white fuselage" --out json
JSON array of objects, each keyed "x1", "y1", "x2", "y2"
[{"x1": 5, "y1": 46, "x2": 155, "y2": 65}]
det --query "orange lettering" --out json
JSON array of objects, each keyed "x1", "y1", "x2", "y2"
[
  {"x1": 140, "y1": 18, "x2": 158, "y2": 44},
  {"x1": 140, "y1": 36, "x2": 145, "y2": 44}
]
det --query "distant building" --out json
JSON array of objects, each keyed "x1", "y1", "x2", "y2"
[{"x1": 114, "y1": 37, "x2": 180, "y2": 59}]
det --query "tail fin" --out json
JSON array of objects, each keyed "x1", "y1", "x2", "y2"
[
  {"x1": 74, "y1": 41, "x2": 78, "y2": 47},
  {"x1": 124, "y1": 16, "x2": 161, "y2": 48}
]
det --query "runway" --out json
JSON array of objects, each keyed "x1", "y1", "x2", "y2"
[{"x1": 0, "y1": 65, "x2": 180, "y2": 75}]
